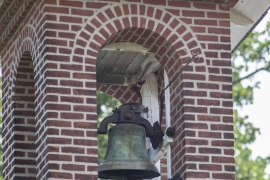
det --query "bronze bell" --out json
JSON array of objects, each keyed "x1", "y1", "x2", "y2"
[
  {"x1": 98, "y1": 123, "x2": 160, "y2": 179},
  {"x1": 98, "y1": 103, "x2": 163, "y2": 179}
]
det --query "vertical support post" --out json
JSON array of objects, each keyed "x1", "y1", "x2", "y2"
[
  {"x1": 164, "y1": 70, "x2": 172, "y2": 179},
  {"x1": 140, "y1": 73, "x2": 161, "y2": 180}
]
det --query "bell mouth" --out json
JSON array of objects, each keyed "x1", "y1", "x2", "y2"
[
  {"x1": 98, "y1": 123, "x2": 160, "y2": 179},
  {"x1": 98, "y1": 169, "x2": 160, "y2": 179},
  {"x1": 98, "y1": 159, "x2": 160, "y2": 179}
]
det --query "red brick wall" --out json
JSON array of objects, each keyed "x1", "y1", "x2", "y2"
[
  {"x1": 1, "y1": 0, "x2": 234, "y2": 179},
  {"x1": 13, "y1": 52, "x2": 36, "y2": 180},
  {"x1": 97, "y1": 85, "x2": 141, "y2": 104}
]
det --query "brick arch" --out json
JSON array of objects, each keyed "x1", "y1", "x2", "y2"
[
  {"x1": 4, "y1": 25, "x2": 40, "y2": 81},
  {"x1": 72, "y1": 3, "x2": 205, "y2": 68},
  {"x1": 2, "y1": 25, "x2": 40, "y2": 180},
  {"x1": 72, "y1": 2, "x2": 206, "y2": 104},
  {"x1": 17, "y1": 26, "x2": 40, "y2": 68}
]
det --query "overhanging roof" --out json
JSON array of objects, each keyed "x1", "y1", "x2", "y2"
[{"x1": 230, "y1": 0, "x2": 270, "y2": 52}]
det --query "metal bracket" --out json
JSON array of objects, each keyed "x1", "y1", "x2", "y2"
[
  {"x1": 150, "y1": 121, "x2": 164, "y2": 149},
  {"x1": 149, "y1": 133, "x2": 173, "y2": 164},
  {"x1": 166, "y1": 127, "x2": 175, "y2": 137},
  {"x1": 169, "y1": 173, "x2": 181, "y2": 180},
  {"x1": 97, "y1": 103, "x2": 164, "y2": 149},
  {"x1": 98, "y1": 103, "x2": 154, "y2": 137},
  {"x1": 97, "y1": 111, "x2": 155, "y2": 137}
]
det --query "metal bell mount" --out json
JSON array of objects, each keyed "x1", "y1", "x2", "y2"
[
  {"x1": 98, "y1": 103, "x2": 164, "y2": 149},
  {"x1": 169, "y1": 173, "x2": 181, "y2": 180},
  {"x1": 97, "y1": 103, "x2": 165, "y2": 179}
]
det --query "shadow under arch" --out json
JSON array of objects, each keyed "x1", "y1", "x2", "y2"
[
  {"x1": 95, "y1": 25, "x2": 188, "y2": 102},
  {"x1": 13, "y1": 51, "x2": 37, "y2": 180},
  {"x1": 72, "y1": 3, "x2": 206, "y2": 74}
]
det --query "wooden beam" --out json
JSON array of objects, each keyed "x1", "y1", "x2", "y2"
[
  {"x1": 140, "y1": 73, "x2": 161, "y2": 180},
  {"x1": 149, "y1": 134, "x2": 173, "y2": 164},
  {"x1": 96, "y1": 58, "x2": 161, "y2": 85},
  {"x1": 138, "y1": 61, "x2": 161, "y2": 84},
  {"x1": 102, "y1": 42, "x2": 149, "y2": 53},
  {"x1": 96, "y1": 72, "x2": 137, "y2": 85},
  {"x1": 164, "y1": 70, "x2": 173, "y2": 178}
]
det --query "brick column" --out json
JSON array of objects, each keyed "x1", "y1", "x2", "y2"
[
  {"x1": 35, "y1": 41, "x2": 99, "y2": 179},
  {"x1": 13, "y1": 52, "x2": 36, "y2": 180}
]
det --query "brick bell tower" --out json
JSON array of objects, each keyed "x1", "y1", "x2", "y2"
[{"x1": 0, "y1": 0, "x2": 238, "y2": 179}]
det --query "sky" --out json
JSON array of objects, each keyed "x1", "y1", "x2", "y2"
[{"x1": 236, "y1": 10, "x2": 270, "y2": 174}]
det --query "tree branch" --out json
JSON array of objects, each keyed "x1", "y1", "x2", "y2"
[{"x1": 232, "y1": 67, "x2": 270, "y2": 85}]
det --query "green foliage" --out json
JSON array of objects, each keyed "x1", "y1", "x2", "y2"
[
  {"x1": 97, "y1": 91, "x2": 121, "y2": 117},
  {"x1": 232, "y1": 21, "x2": 270, "y2": 73},
  {"x1": 234, "y1": 110, "x2": 270, "y2": 180},
  {"x1": 232, "y1": 80, "x2": 254, "y2": 107},
  {"x1": 234, "y1": 110, "x2": 259, "y2": 148},
  {"x1": 97, "y1": 91, "x2": 121, "y2": 163},
  {"x1": 233, "y1": 21, "x2": 270, "y2": 180}
]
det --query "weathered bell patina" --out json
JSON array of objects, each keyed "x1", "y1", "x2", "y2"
[{"x1": 98, "y1": 123, "x2": 160, "y2": 179}]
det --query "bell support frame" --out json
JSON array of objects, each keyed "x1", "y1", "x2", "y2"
[{"x1": 97, "y1": 103, "x2": 167, "y2": 149}]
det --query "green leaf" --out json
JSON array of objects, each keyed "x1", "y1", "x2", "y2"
[{"x1": 233, "y1": 21, "x2": 270, "y2": 180}]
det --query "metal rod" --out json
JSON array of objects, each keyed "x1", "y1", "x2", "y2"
[{"x1": 159, "y1": 53, "x2": 200, "y2": 125}]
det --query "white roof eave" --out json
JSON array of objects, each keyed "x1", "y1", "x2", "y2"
[{"x1": 230, "y1": 0, "x2": 270, "y2": 52}]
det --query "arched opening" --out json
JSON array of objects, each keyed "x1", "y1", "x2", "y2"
[
  {"x1": 13, "y1": 51, "x2": 36, "y2": 180},
  {"x1": 69, "y1": 4, "x2": 205, "y2": 175},
  {"x1": 95, "y1": 26, "x2": 182, "y2": 179}
]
